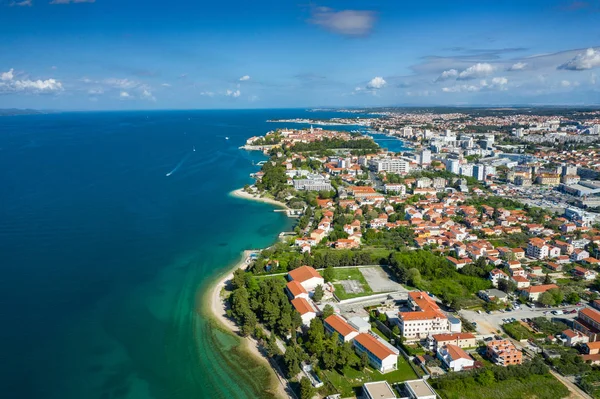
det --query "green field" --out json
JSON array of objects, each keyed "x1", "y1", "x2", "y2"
[
  {"x1": 322, "y1": 357, "x2": 418, "y2": 397},
  {"x1": 331, "y1": 267, "x2": 374, "y2": 300},
  {"x1": 435, "y1": 373, "x2": 569, "y2": 399},
  {"x1": 502, "y1": 321, "x2": 542, "y2": 341}
]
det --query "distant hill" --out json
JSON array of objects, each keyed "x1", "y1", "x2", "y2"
[{"x1": 0, "y1": 109, "x2": 47, "y2": 116}]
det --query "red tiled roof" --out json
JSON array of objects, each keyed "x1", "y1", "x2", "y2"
[
  {"x1": 324, "y1": 315, "x2": 357, "y2": 337},
  {"x1": 286, "y1": 280, "x2": 307, "y2": 297},
  {"x1": 288, "y1": 266, "x2": 322, "y2": 283},
  {"x1": 445, "y1": 344, "x2": 471, "y2": 361},
  {"x1": 291, "y1": 297, "x2": 315, "y2": 315},
  {"x1": 354, "y1": 333, "x2": 395, "y2": 360}
]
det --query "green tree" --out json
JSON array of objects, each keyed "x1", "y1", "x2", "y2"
[
  {"x1": 299, "y1": 377, "x2": 314, "y2": 399},
  {"x1": 313, "y1": 284, "x2": 324, "y2": 302},
  {"x1": 406, "y1": 268, "x2": 422, "y2": 286},
  {"x1": 323, "y1": 265, "x2": 334, "y2": 283},
  {"x1": 543, "y1": 273, "x2": 552, "y2": 284},
  {"x1": 549, "y1": 288, "x2": 564, "y2": 305},
  {"x1": 322, "y1": 304, "x2": 335, "y2": 319},
  {"x1": 267, "y1": 333, "x2": 281, "y2": 358},
  {"x1": 567, "y1": 291, "x2": 580, "y2": 304},
  {"x1": 538, "y1": 291, "x2": 555, "y2": 307},
  {"x1": 284, "y1": 345, "x2": 301, "y2": 378},
  {"x1": 360, "y1": 351, "x2": 369, "y2": 369}
]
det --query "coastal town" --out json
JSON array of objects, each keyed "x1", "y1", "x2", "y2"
[{"x1": 217, "y1": 108, "x2": 600, "y2": 399}]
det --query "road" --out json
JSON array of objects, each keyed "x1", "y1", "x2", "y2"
[{"x1": 549, "y1": 369, "x2": 591, "y2": 399}]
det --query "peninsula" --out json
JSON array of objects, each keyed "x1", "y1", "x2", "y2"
[{"x1": 212, "y1": 108, "x2": 600, "y2": 399}]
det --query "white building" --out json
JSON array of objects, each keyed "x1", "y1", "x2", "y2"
[
  {"x1": 353, "y1": 333, "x2": 399, "y2": 373},
  {"x1": 437, "y1": 344, "x2": 475, "y2": 372},
  {"x1": 404, "y1": 380, "x2": 438, "y2": 399},
  {"x1": 287, "y1": 266, "x2": 324, "y2": 292},
  {"x1": 397, "y1": 292, "x2": 451, "y2": 340},
  {"x1": 363, "y1": 381, "x2": 397, "y2": 399},
  {"x1": 291, "y1": 297, "x2": 317, "y2": 326},
  {"x1": 369, "y1": 158, "x2": 411, "y2": 175},
  {"x1": 445, "y1": 159, "x2": 460, "y2": 175},
  {"x1": 419, "y1": 149, "x2": 432, "y2": 165}
]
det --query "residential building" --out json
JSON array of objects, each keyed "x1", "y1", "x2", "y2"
[
  {"x1": 403, "y1": 380, "x2": 438, "y2": 399},
  {"x1": 478, "y1": 288, "x2": 508, "y2": 303},
  {"x1": 324, "y1": 315, "x2": 359, "y2": 343},
  {"x1": 291, "y1": 297, "x2": 317, "y2": 326},
  {"x1": 286, "y1": 280, "x2": 308, "y2": 300},
  {"x1": 574, "y1": 308, "x2": 600, "y2": 342},
  {"x1": 573, "y1": 266, "x2": 598, "y2": 281},
  {"x1": 561, "y1": 329, "x2": 589, "y2": 347},
  {"x1": 363, "y1": 381, "x2": 397, "y2": 399},
  {"x1": 527, "y1": 238, "x2": 549, "y2": 259},
  {"x1": 287, "y1": 266, "x2": 324, "y2": 292},
  {"x1": 293, "y1": 174, "x2": 333, "y2": 191},
  {"x1": 397, "y1": 292, "x2": 452, "y2": 340},
  {"x1": 486, "y1": 339, "x2": 523, "y2": 366},
  {"x1": 353, "y1": 333, "x2": 399, "y2": 373},
  {"x1": 520, "y1": 284, "x2": 559, "y2": 302},
  {"x1": 437, "y1": 344, "x2": 475, "y2": 371},
  {"x1": 369, "y1": 158, "x2": 411, "y2": 174},
  {"x1": 428, "y1": 332, "x2": 477, "y2": 352},
  {"x1": 489, "y1": 269, "x2": 509, "y2": 287}
]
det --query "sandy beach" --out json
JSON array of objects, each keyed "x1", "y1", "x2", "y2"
[
  {"x1": 230, "y1": 188, "x2": 289, "y2": 210},
  {"x1": 207, "y1": 250, "x2": 291, "y2": 399}
]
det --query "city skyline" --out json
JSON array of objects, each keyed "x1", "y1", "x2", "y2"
[{"x1": 1, "y1": 0, "x2": 600, "y2": 110}]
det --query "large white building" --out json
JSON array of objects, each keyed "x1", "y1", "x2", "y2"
[
  {"x1": 437, "y1": 344, "x2": 475, "y2": 372},
  {"x1": 397, "y1": 292, "x2": 452, "y2": 340},
  {"x1": 445, "y1": 159, "x2": 460, "y2": 175},
  {"x1": 369, "y1": 158, "x2": 411, "y2": 175},
  {"x1": 353, "y1": 333, "x2": 399, "y2": 373},
  {"x1": 287, "y1": 266, "x2": 324, "y2": 292},
  {"x1": 419, "y1": 149, "x2": 431, "y2": 165}
]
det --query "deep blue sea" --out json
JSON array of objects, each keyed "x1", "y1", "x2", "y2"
[{"x1": 0, "y1": 109, "x2": 376, "y2": 399}]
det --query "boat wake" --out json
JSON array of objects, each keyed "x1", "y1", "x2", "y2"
[{"x1": 166, "y1": 152, "x2": 192, "y2": 177}]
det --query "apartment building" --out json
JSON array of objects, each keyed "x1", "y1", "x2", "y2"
[
  {"x1": 353, "y1": 333, "x2": 399, "y2": 373},
  {"x1": 397, "y1": 292, "x2": 452, "y2": 340},
  {"x1": 574, "y1": 307, "x2": 600, "y2": 342},
  {"x1": 486, "y1": 339, "x2": 523, "y2": 366}
]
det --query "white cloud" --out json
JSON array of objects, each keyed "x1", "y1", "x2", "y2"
[
  {"x1": 1, "y1": 69, "x2": 14, "y2": 81},
  {"x1": 50, "y1": 0, "x2": 96, "y2": 4},
  {"x1": 239, "y1": 75, "x2": 250, "y2": 81},
  {"x1": 9, "y1": 0, "x2": 32, "y2": 6},
  {"x1": 88, "y1": 88, "x2": 103, "y2": 95},
  {"x1": 0, "y1": 69, "x2": 63, "y2": 94},
  {"x1": 435, "y1": 69, "x2": 458, "y2": 82},
  {"x1": 200, "y1": 91, "x2": 214, "y2": 97},
  {"x1": 103, "y1": 78, "x2": 139, "y2": 89},
  {"x1": 491, "y1": 77, "x2": 508, "y2": 86},
  {"x1": 308, "y1": 7, "x2": 377, "y2": 37},
  {"x1": 140, "y1": 89, "x2": 156, "y2": 101},
  {"x1": 119, "y1": 91, "x2": 131, "y2": 98},
  {"x1": 561, "y1": 80, "x2": 572, "y2": 87},
  {"x1": 161, "y1": 83, "x2": 171, "y2": 87},
  {"x1": 508, "y1": 62, "x2": 527, "y2": 71},
  {"x1": 559, "y1": 48, "x2": 600, "y2": 70},
  {"x1": 366, "y1": 76, "x2": 386, "y2": 89},
  {"x1": 458, "y1": 63, "x2": 495, "y2": 80},
  {"x1": 442, "y1": 85, "x2": 481, "y2": 93},
  {"x1": 226, "y1": 89, "x2": 241, "y2": 97}
]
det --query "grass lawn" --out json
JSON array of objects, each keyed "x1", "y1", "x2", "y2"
[
  {"x1": 322, "y1": 356, "x2": 418, "y2": 397},
  {"x1": 502, "y1": 321, "x2": 542, "y2": 341},
  {"x1": 434, "y1": 373, "x2": 569, "y2": 399},
  {"x1": 332, "y1": 267, "x2": 374, "y2": 300}
]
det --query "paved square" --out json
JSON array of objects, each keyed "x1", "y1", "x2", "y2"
[
  {"x1": 339, "y1": 279, "x2": 364, "y2": 294},
  {"x1": 360, "y1": 266, "x2": 406, "y2": 293}
]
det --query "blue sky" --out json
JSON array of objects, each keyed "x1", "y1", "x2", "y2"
[{"x1": 1, "y1": 0, "x2": 600, "y2": 109}]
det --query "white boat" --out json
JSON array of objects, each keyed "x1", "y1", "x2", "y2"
[
  {"x1": 193, "y1": 146, "x2": 196, "y2": 152},
  {"x1": 225, "y1": 137, "x2": 229, "y2": 140}
]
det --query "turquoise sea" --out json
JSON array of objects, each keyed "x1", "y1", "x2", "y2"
[{"x1": 0, "y1": 109, "x2": 403, "y2": 399}]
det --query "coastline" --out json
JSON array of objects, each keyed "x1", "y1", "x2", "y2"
[
  {"x1": 205, "y1": 242, "x2": 292, "y2": 398},
  {"x1": 230, "y1": 188, "x2": 289, "y2": 210}
]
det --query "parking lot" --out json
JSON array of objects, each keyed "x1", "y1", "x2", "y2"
[{"x1": 460, "y1": 305, "x2": 580, "y2": 335}]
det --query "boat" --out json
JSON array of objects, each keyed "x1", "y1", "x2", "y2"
[
  {"x1": 225, "y1": 137, "x2": 229, "y2": 140},
  {"x1": 193, "y1": 146, "x2": 196, "y2": 152}
]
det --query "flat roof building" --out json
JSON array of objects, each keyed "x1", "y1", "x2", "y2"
[{"x1": 363, "y1": 381, "x2": 397, "y2": 399}]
